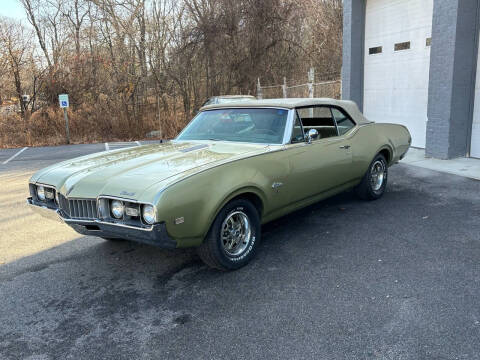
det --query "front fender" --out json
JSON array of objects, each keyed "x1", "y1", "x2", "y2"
[
  {"x1": 209, "y1": 185, "x2": 268, "y2": 226},
  {"x1": 152, "y1": 151, "x2": 289, "y2": 248}
]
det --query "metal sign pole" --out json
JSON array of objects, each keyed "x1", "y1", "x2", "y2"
[
  {"x1": 58, "y1": 94, "x2": 70, "y2": 144},
  {"x1": 63, "y1": 108, "x2": 70, "y2": 144}
]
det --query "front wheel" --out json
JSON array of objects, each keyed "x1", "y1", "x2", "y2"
[
  {"x1": 197, "y1": 199, "x2": 261, "y2": 271},
  {"x1": 355, "y1": 153, "x2": 388, "y2": 200}
]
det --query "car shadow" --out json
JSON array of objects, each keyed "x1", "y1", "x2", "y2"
[{"x1": 1, "y1": 188, "x2": 364, "y2": 283}]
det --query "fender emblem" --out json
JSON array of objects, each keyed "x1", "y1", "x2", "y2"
[{"x1": 272, "y1": 182, "x2": 283, "y2": 189}]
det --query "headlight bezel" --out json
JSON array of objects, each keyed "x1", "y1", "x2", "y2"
[
  {"x1": 34, "y1": 184, "x2": 57, "y2": 204},
  {"x1": 98, "y1": 196, "x2": 156, "y2": 228},
  {"x1": 110, "y1": 200, "x2": 125, "y2": 219},
  {"x1": 142, "y1": 204, "x2": 156, "y2": 225},
  {"x1": 44, "y1": 188, "x2": 55, "y2": 200},
  {"x1": 37, "y1": 185, "x2": 46, "y2": 201}
]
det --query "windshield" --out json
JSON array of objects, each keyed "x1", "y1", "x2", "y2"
[{"x1": 176, "y1": 108, "x2": 289, "y2": 144}]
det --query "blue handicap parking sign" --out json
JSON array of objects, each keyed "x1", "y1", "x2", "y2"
[{"x1": 59, "y1": 94, "x2": 69, "y2": 108}]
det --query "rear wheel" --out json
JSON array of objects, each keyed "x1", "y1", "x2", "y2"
[
  {"x1": 355, "y1": 153, "x2": 388, "y2": 200},
  {"x1": 197, "y1": 199, "x2": 261, "y2": 271}
]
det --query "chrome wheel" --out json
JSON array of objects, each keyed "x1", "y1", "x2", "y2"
[
  {"x1": 220, "y1": 210, "x2": 252, "y2": 257},
  {"x1": 370, "y1": 160, "x2": 386, "y2": 192}
]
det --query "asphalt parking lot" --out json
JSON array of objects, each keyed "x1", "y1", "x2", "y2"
[{"x1": 1, "y1": 144, "x2": 479, "y2": 359}]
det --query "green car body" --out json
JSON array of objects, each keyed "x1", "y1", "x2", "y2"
[{"x1": 27, "y1": 98, "x2": 411, "y2": 268}]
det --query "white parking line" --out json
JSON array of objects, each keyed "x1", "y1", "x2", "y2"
[
  {"x1": 105, "y1": 143, "x2": 109, "y2": 151},
  {"x1": 2, "y1": 147, "x2": 28, "y2": 165},
  {"x1": 135, "y1": 141, "x2": 141, "y2": 146}
]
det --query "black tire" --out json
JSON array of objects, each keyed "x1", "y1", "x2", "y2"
[
  {"x1": 355, "y1": 153, "x2": 388, "y2": 200},
  {"x1": 197, "y1": 199, "x2": 261, "y2": 271}
]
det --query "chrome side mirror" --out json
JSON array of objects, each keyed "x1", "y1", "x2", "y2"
[{"x1": 306, "y1": 129, "x2": 319, "y2": 144}]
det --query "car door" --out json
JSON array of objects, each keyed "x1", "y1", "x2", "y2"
[{"x1": 285, "y1": 106, "x2": 353, "y2": 205}]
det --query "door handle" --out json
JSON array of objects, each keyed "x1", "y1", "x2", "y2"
[{"x1": 339, "y1": 145, "x2": 351, "y2": 149}]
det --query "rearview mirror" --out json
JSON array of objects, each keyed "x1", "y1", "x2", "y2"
[{"x1": 306, "y1": 129, "x2": 319, "y2": 144}]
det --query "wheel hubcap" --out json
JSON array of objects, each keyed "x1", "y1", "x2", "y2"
[
  {"x1": 370, "y1": 160, "x2": 386, "y2": 192},
  {"x1": 221, "y1": 211, "x2": 252, "y2": 257}
]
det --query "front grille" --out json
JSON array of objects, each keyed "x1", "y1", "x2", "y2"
[{"x1": 58, "y1": 194, "x2": 98, "y2": 220}]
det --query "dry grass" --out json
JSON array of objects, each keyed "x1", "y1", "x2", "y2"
[{"x1": 0, "y1": 100, "x2": 188, "y2": 148}]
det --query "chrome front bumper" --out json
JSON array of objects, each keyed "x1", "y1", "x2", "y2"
[
  {"x1": 27, "y1": 198, "x2": 64, "y2": 223},
  {"x1": 26, "y1": 198, "x2": 176, "y2": 248}
]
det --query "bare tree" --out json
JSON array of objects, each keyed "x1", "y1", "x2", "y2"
[
  {"x1": 0, "y1": 17, "x2": 34, "y2": 117},
  {"x1": 60, "y1": 0, "x2": 90, "y2": 56},
  {"x1": 19, "y1": 0, "x2": 52, "y2": 68},
  {"x1": 1, "y1": 0, "x2": 343, "y2": 147}
]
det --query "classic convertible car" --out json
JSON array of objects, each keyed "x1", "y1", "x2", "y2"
[{"x1": 27, "y1": 98, "x2": 411, "y2": 270}]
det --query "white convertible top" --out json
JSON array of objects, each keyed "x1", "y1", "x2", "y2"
[{"x1": 201, "y1": 98, "x2": 373, "y2": 125}]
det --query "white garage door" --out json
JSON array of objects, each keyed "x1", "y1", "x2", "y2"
[
  {"x1": 363, "y1": 0, "x2": 433, "y2": 148},
  {"x1": 471, "y1": 33, "x2": 480, "y2": 159}
]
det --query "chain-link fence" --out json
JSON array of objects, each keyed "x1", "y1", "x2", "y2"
[
  {"x1": 257, "y1": 68, "x2": 341, "y2": 100},
  {"x1": 312, "y1": 80, "x2": 341, "y2": 99}
]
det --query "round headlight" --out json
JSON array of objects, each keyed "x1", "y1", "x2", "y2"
[
  {"x1": 142, "y1": 205, "x2": 155, "y2": 224},
  {"x1": 111, "y1": 200, "x2": 124, "y2": 219},
  {"x1": 37, "y1": 186, "x2": 45, "y2": 201},
  {"x1": 45, "y1": 188, "x2": 54, "y2": 200}
]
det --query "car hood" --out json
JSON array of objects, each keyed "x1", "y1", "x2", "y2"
[{"x1": 30, "y1": 141, "x2": 273, "y2": 200}]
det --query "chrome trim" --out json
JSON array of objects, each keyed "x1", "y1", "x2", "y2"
[
  {"x1": 62, "y1": 217, "x2": 155, "y2": 232},
  {"x1": 27, "y1": 198, "x2": 155, "y2": 232},
  {"x1": 26, "y1": 198, "x2": 63, "y2": 223},
  {"x1": 370, "y1": 159, "x2": 387, "y2": 192},
  {"x1": 173, "y1": 139, "x2": 282, "y2": 147},
  {"x1": 34, "y1": 183, "x2": 57, "y2": 198},
  {"x1": 306, "y1": 129, "x2": 319, "y2": 144},
  {"x1": 282, "y1": 109, "x2": 296, "y2": 145},
  {"x1": 97, "y1": 195, "x2": 153, "y2": 204},
  {"x1": 34, "y1": 183, "x2": 57, "y2": 190},
  {"x1": 62, "y1": 197, "x2": 98, "y2": 220},
  {"x1": 29, "y1": 182, "x2": 59, "y2": 197},
  {"x1": 30, "y1": 183, "x2": 59, "y2": 206},
  {"x1": 220, "y1": 210, "x2": 252, "y2": 257},
  {"x1": 271, "y1": 182, "x2": 283, "y2": 189},
  {"x1": 97, "y1": 195, "x2": 157, "y2": 226}
]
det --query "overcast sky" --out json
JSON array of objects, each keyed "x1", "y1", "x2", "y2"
[{"x1": 0, "y1": 0, "x2": 28, "y2": 21}]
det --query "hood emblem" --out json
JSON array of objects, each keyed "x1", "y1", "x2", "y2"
[{"x1": 120, "y1": 191, "x2": 136, "y2": 197}]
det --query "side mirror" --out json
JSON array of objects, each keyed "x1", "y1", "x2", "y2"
[{"x1": 306, "y1": 129, "x2": 319, "y2": 144}]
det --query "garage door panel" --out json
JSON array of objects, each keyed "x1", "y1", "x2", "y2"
[
  {"x1": 364, "y1": 0, "x2": 433, "y2": 149},
  {"x1": 471, "y1": 29, "x2": 480, "y2": 158},
  {"x1": 471, "y1": 124, "x2": 480, "y2": 158}
]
